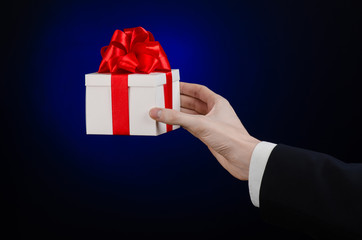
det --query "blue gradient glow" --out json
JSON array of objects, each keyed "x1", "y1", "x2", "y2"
[{"x1": 7, "y1": 0, "x2": 362, "y2": 237}]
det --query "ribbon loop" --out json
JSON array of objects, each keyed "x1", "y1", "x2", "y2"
[{"x1": 98, "y1": 27, "x2": 171, "y2": 74}]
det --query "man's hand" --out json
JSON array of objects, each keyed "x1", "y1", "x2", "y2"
[{"x1": 149, "y1": 82, "x2": 260, "y2": 180}]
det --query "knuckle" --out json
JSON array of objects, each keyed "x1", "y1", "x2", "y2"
[
  {"x1": 199, "y1": 84, "x2": 209, "y2": 91},
  {"x1": 166, "y1": 110, "x2": 179, "y2": 123},
  {"x1": 189, "y1": 116, "x2": 209, "y2": 135},
  {"x1": 200, "y1": 85, "x2": 212, "y2": 95},
  {"x1": 193, "y1": 84, "x2": 208, "y2": 97},
  {"x1": 217, "y1": 95, "x2": 230, "y2": 105}
]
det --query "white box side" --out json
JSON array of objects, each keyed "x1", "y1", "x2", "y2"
[
  {"x1": 86, "y1": 86, "x2": 113, "y2": 134},
  {"x1": 155, "y1": 86, "x2": 167, "y2": 135},
  {"x1": 172, "y1": 80, "x2": 181, "y2": 130},
  {"x1": 171, "y1": 69, "x2": 180, "y2": 82},
  {"x1": 129, "y1": 86, "x2": 166, "y2": 135}
]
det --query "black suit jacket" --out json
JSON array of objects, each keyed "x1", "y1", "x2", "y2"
[{"x1": 259, "y1": 144, "x2": 362, "y2": 239}]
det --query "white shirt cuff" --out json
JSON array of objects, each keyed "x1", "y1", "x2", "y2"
[{"x1": 248, "y1": 141, "x2": 277, "y2": 207}]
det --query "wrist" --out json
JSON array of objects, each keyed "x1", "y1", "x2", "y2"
[
  {"x1": 232, "y1": 135, "x2": 260, "y2": 180},
  {"x1": 244, "y1": 137, "x2": 261, "y2": 179}
]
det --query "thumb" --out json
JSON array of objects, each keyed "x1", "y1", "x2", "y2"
[{"x1": 149, "y1": 107, "x2": 201, "y2": 131}]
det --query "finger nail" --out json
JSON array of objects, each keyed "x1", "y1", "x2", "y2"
[{"x1": 149, "y1": 108, "x2": 162, "y2": 119}]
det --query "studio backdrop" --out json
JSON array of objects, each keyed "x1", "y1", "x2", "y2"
[{"x1": 5, "y1": 0, "x2": 361, "y2": 238}]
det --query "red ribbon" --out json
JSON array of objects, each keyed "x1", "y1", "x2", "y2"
[
  {"x1": 111, "y1": 74, "x2": 129, "y2": 135},
  {"x1": 98, "y1": 27, "x2": 173, "y2": 134},
  {"x1": 164, "y1": 72, "x2": 173, "y2": 132}
]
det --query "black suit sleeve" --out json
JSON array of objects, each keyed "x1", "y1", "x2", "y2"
[{"x1": 259, "y1": 144, "x2": 362, "y2": 239}]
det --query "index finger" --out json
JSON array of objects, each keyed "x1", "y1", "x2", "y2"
[{"x1": 180, "y1": 82, "x2": 220, "y2": 106}]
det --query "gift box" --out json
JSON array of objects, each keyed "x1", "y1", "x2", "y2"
[
  {"x1": 85, "y1": 70, "x2": 180, "y2": 135},
  {"x1": 85, "y1": 27, "x2": 180, "y2": 136}
]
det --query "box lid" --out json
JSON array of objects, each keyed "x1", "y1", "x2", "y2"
[{"x1": 85, "y1": 69, "x2": 180, "y2": 87}]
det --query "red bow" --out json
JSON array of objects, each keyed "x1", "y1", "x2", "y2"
[{"x1": 98, "y1": 27, "x2": 171, "y2": 74}]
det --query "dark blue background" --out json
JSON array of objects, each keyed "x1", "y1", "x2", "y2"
[{"x1": 5, "y1": 0, "x2": 361, "y2": 238}]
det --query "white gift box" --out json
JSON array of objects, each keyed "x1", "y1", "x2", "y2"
[{"x1": 85, "y1": 69, "x2": 180, "y2": 135}]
